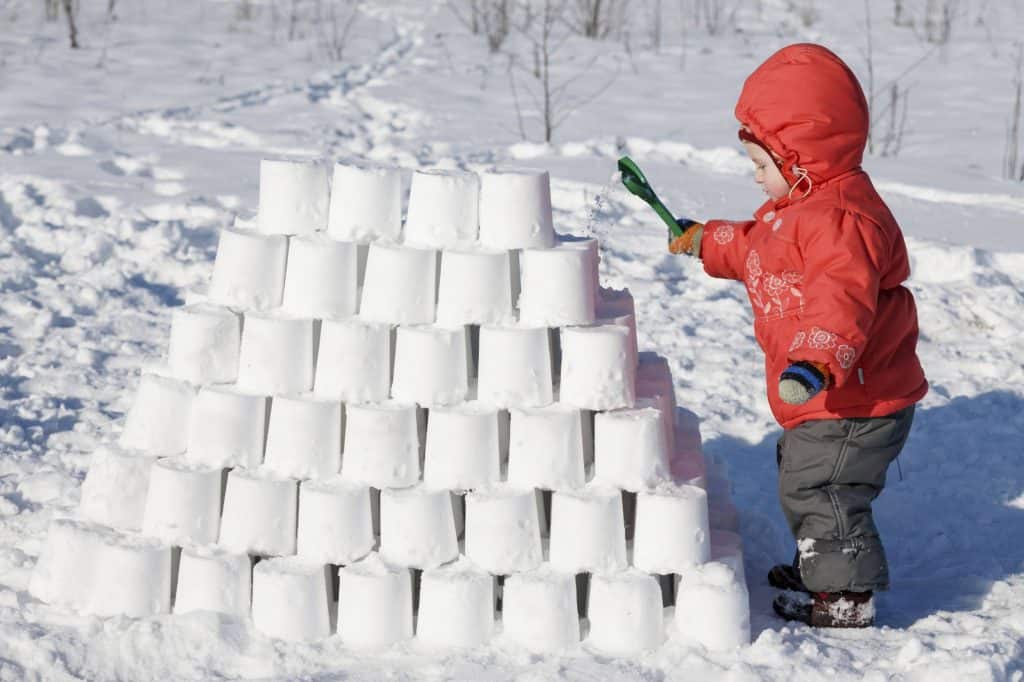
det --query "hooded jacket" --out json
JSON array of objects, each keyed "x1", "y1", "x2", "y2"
[{"x1": 701, "y1": 43, "x2": 927, "y2": 429}]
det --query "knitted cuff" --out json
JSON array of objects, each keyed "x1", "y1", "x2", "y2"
[{"x1": 778, "y1": 361, "x2": 831, "y2": 405}]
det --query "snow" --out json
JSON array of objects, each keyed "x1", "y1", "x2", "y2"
[{"x1": 1, "y1": 0, "x2": 1024, "y2": 679}]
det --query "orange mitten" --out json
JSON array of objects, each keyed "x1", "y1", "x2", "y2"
[{"x1": 668, "y1": 223, "x2": 704, "y2": 257}]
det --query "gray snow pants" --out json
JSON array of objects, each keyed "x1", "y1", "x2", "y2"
[{"x1": 776, "y1": 405, "x2": 915, "y2": 593}]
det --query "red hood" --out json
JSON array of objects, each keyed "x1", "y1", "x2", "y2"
[{"x1": 735, "y1": 44, "x2": 869, "y2": 188}]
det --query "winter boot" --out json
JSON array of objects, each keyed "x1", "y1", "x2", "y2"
[
  {"x1": 767, "y1": 563, "x2": 809, "y2": 593},
  {"x1": 773, "y1": 590, "x2": 875, "y2": 628}
]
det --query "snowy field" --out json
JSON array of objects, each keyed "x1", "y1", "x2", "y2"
[{"x1": 2, "y1": 0, "x2": 1024, "y2": 679}]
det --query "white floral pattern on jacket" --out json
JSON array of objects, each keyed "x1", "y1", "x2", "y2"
[{"x1": 744, "y1": 248, "x2": 804, "y2": 318}]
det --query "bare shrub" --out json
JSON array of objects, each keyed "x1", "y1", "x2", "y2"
[
  {"x1": 481, "y1": 0, "x2": 512, "y2": 51},
  {"x1": 507, "y1": 0, "x2": 620, "y2": 142},
  {"x1": 61, "y1": 0, "x2": 78, "y2": 48},
  {"x1": 568, "y1": 0, "x2": 627, "y2": 39},
  {"x1": 864, "y1": 0, "x2": 924, "y2": 158},
  {"x1": 923, "y1": 0, "x2": 958, "y2": 44},
  {"x1": 647, "y1": 0, "x2": 662, "y2": 53},
  {"x1": 876, "y1": 82, "x2": 911, "y2": 157},
  {"x1": 1004, "y1": 43, "x2": 1024, "y2": 181},
  {"x1": 447, "y1": 0, "x2": 482, "y2": 34},
  {"x1": 692, "y1": 0, "x2": 737, "y2": 36},
  {"x1": 786, "y1": 0, "x2": 818, "y2": 27},
  {"x1": 317, "y1": 0, "x2": 361, "y2": 60},
  {"x1": 893, "y1": 0, "x2": 912, "y2": 27},
  {"x1": 448, "y1": 1, "x2": 514, "y2": 52},
  {"x1": 236, "y1": 0, "x2": 255, "y2": 22}
]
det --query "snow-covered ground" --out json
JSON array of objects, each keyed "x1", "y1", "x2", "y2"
[{"x1": 2, "y1": 0, "x2": 1024, "y2": 678}]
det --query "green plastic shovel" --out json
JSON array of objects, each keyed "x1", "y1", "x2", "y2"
[{"x1": 617, "y1": 156, "x2": 685, "y2": 238}]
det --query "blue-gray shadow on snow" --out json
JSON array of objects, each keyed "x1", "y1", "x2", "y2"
[
  {"x1": 704, "y1": 390, "x2": 1024, "y2": 634},
  {"x1": 125, "y1": 273, "x2": 184, "y2": 307}
]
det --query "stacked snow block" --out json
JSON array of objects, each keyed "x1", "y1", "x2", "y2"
[{"x1": 30, "y1": 158, "x2": 749, "y2": 655}]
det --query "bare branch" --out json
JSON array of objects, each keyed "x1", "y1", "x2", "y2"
[{"x1": 61, "y1": 0, "x2": 79, "y2": 48}]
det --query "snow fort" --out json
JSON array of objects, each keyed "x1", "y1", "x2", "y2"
[{"x1": 30, "y1": 158, "x2": 749, "y2": 655}]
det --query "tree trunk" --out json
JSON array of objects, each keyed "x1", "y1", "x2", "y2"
[{"x1": 61, "y1": 0, "x2": 79, "y2": 48}]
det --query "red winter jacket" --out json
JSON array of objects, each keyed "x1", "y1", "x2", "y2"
[{"x1": 701, "y1": 44, "x2": 928, "y2": 429}]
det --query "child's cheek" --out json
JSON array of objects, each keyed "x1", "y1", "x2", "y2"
[{"x1": 768, "y1": 178, "x2": 790, "y2": 200}]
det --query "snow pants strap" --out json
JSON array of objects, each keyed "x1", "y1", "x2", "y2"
[{"x1": 776, "y1": 405, "x2": 916, "y2": 593}]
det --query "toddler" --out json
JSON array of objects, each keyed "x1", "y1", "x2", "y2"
[{"x1": 670, "y1": 43, "x2": 927, "y2": 628}]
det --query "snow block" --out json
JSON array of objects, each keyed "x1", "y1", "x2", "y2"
[
  {"x1": 478, "y1": 167, "x2": 555, "y2": 250},
  {"x1": 597, "y1": 287, "x2": 636, "y2": 324},
  {"x1": 120, "y1": 372, "x2": 195, "y2": 456},
  {"x1": 597, "y1": 288, "x2": 638, "y2": 370},
  {"x1": 675, "y1": 562, "x2": 750, "y2": 650},
  {"x1": 208, "y1": 227, "x2": 288, "y2": 311},
  {"x1": 507, "y1": 404, "x2": 586, "y2": 491},
  {"x1": 79, "y1": 445, "x2": 157, "y2": 531},
  {"x1": 336, "y1": 553, "x2": 413, "y2": 648},
  {"x1": 404, "y1": 168, "x2": 479, "y2": 248},
  {"x1": 464, "y1": 486, "x2": 543, "y2": 574},
  {"x1": 379, "y1": 485, "x2": 459, "y2": 569},
  {"x1": 236, "y1": 312, "x2": 314, "y2": 395},
  {"x1": 476, "y1": 325, "x2": 553, "y2": 408},
  {"x1": 167, "y1": 303, "x2": 241, "y2": 384},
  {"x1": 327, "y1": 162, "x2": 403, "y2": 243},
  {"x1": 173, "y1": 545, "x2": 252, "y2": 617},
  {"x1": 423, "y1": 402, "x2": 502, "y2": 491},
  {"x1": 341, "y1": 402, "x2": 421, "y2": 488},
  {"x1": 502, "y1": 567, "x2": 580, "y2": 652},
  {"x1": 586, "y1": 570, "x2": 664, "y2": 656},
  {"x1": 593, "y1": 404, "x2": 670, "y2": 492},
  {"x1": 186, "y1": 385, "x2": 268, "y2": 469},
  {"x1": 391, "y1": 325, "x2": 469, "y2": 407},
  {"x1": 637, "y1": 352, "x2": 677, "y2": 414},
  {"x1": 710, "y1": 529, "x2": 746, "y2": 584},
  {"x1": 416, "y1": 559, "x2": 495, "y2": 649},
  {"x1": 632, "y1": 484, "x2": 710, "y2": 574},
  {"x1": 281, "y1": 235, "x2": 358, "y2": 319},
  {"x1": 549, "y1": 485, "x2": 627, "y2": 573},
  {"x1": 252, "y1": 557, "x2": 332, "y2": 642},
  {"x1": 709, "y1": 496, "x2": 740, "y2": 533},
  {"x1": 436, "y1": 248, "x2": 514, "y2": 326},
  {"x1": 359, "y1": 242, "x2": 438, "y2": 325},
  {"x1": 83, "y1": 531, "x2": 172, "y2": 618},
  {"x1": 296, "y1": 478, "x2": 374, "y2": 565},
  {"x1": 29, "y1": 518, "x2": 110, "y2": 610},
  {"x1": 218, "y1": 469, "x2": 298, "y2": 556},
  {"x1": 256, "y1": 157, "x2": 329, "y2": 235},
  {"x1": 141, "y1": 457, "x2": 223, "y2": 546},
  {"x1": 559, "y1": 324, "x2": 636, "y2": 411},
  {"x1": 672, "y1": 422, "x2": 707, "y2": 489},
  {"x1": 263, "y1": 393, "x2": 342, "y2": 479},
  {"x1": 518, "y1": 240, "x2": 597, "y2": 327},
  {"x1": 313, "y1": 317, "x2": 392, "y2": 403}
]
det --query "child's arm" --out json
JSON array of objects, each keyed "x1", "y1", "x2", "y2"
[
  {"x1": 786, "y1": 210, "x2": 888, "y2": 391},
  {"x1": 696, "y1": 219, "x2": 758, "y2": 281}
]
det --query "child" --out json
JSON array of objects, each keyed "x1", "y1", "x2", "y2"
[{"x1": 670, "y1": 44, "x2": 927, "y2": 628}]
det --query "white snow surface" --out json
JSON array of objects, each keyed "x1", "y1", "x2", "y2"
[{"x1": 1, "y1": 0, "x2": 1024, "y2": 679}]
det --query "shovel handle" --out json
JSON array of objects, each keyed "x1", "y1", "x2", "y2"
[{"x1": 617, "y1": 156, "x2": 684, "y2": 238}]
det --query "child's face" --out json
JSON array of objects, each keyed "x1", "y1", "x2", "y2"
[{"x1": 743, "y1": 142, "x2": 790, "y2": 201}]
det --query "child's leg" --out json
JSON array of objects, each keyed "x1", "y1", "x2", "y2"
[{"x1": 776, "y1": 406, "x2": 915, "y2": 593}]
